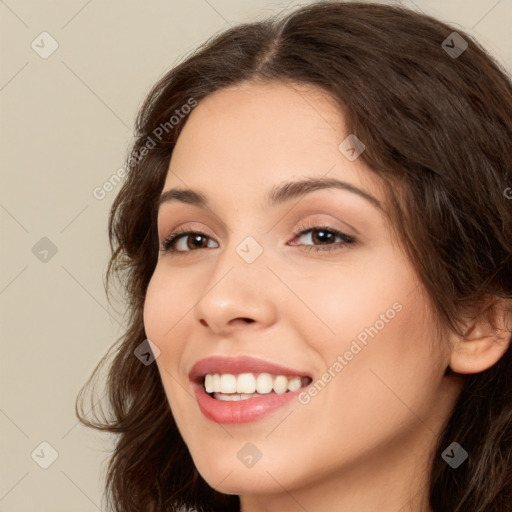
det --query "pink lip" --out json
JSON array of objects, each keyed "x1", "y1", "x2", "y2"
[{"x1": 188, "y1": 356, "x2": 312, "y2": 424}]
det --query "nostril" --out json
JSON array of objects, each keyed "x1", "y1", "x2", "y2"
[{"x1": 232, "y1": 317, "x2": 255, "y2": 324}]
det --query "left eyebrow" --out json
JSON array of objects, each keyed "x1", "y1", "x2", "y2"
[
  {"x1": 267, "y1": 176, "x2": 382, "y2": 210},
  {"x1": 157, "y1": 177, "x2": 383, "y2": 211}
]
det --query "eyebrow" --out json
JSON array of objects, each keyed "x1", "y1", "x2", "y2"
[{"x1": 157, "y1": 177, "x2": 382, "y2": 211}]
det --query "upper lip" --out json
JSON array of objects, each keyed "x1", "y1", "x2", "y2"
[{"x1": 189, "y1": 356, "x2": 313, "y2": 383}]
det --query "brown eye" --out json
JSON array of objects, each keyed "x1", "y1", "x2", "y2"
[
  {"x1": 291, "y1": 226, "x2": 356, "y2": 253},
  {"x1": 161, "y1": 230, "x2": 218, "y2": 253}
]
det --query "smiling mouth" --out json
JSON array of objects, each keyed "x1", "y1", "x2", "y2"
[{"x1": 202, "y1": 372, "x2": 312, "y2": 401}]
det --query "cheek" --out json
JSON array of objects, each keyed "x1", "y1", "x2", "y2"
[
  {"x1": 142, "y1": 277, "x2": 166, "y2": 345},
  {"x1": 288, "y1": 314, "x2": 441, "y2": 478},
  {"x1": 285, "y1": 248, "x2": 415, "y2": 350},
  {"x1": 143, "y1": 271, "x2": 194, "y2": 426},
  {"x1": 289, "y1": 249, "x2": 442, "y2": 425},
  {"x1": 143, "y1": 267, "x2": 191, "y2": 343},
  {"x1": 142, "y1": 269, "x2": 193, "y2": 404},
  {"x1": 315, "y1": 288, "x2": 442, "y2": 443}
]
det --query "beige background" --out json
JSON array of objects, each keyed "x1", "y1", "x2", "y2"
[{"x1": 1, "y1": 1, "x2": 510, "y2": 510}]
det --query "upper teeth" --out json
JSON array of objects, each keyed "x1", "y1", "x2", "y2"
[{"x1": 204, "y1": 373, "x2": 307, "y2": 394}]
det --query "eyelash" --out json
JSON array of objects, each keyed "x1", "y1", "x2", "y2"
[{"x1": 160, "y1": 222, "x2": 356, "y2": 256}]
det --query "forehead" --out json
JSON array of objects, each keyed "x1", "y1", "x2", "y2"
[{"x1": 162, "y1": 81, "x2": 382, "y2": 208}]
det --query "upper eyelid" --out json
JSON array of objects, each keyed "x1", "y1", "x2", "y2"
[
  {"x1": 161, "y1": 224, "x2": 353, "y2": 250},
  {"x1": 161, "y1": 222, "x2": 348, "y2": 239},
  {"x1": 158, "y1": 212, "x2": 359, "y2": 237},
  {"x1": 157, "y1": 200, "x2": 364, "y2": 236}
]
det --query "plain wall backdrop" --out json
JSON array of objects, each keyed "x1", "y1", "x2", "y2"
[{"x1": 1, "y1": 0, "x2": 510, "y2": 510}]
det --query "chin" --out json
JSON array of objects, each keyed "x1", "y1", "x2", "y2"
[{"x1": 193, "y1": 455, "x2": 299, "y2": 495}]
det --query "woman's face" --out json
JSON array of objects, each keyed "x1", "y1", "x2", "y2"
[{"x1": 143, "y1": 81, "x2": 462, "y2": 499}]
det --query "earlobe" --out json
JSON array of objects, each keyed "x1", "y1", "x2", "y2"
[{"x1": 448, "y1": 298, "x2": 512, "y2": 375}]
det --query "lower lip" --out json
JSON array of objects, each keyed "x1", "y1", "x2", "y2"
[{"x1": 191, "y1": 381, "x2": 303, "y2": 424}]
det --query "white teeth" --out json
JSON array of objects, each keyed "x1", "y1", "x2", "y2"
[
  {"x1": 287, "y1": 376, "x2": 302, "y2": 392},
  {"x1": 273, "y1": 375, "x2": 289, "y2": 394},
  {"x1": 204, "y1": 374, "x2": 213, "y2": 393},
  {"x1": 203, "y1": 372, "x2": 309, "y2": 395},
  {"x1": 236, "y1": 373, "x2": 256, "y2": 393},
  {"x1": 213, "y1": 392, "x2": 265, "y2": 401},
  {"x1": 219, "y1": 374, "x2": 237, "y2": 393},
  {"x1": 212, "y1": 373, "x2": 221, "y2": 392},
  {"x1": 256, "y1": 373, "x2": 273, "y2": 393}
]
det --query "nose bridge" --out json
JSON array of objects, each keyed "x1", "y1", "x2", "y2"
[
  {"x1": 193, "y1": 229, "x2": 276, "y2": 329},
  {"x1": 212, "y1": 213, "x2": 270, "y2": 282},
  {"x1": 207, "y1": 230, "x2": 268, "y2": 298}
]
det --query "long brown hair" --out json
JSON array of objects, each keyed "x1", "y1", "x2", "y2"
[{"x1": 76, "y1": 2, "x2": 512, "y2": 511}]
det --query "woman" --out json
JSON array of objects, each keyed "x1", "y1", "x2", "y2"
[{"x1": 76, "y1": 2, "x2": 512, "y2": 511}]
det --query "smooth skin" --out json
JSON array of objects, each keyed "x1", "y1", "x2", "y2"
[{"x1": 143, "y1": 80, "x2": 511, "y2": 512}]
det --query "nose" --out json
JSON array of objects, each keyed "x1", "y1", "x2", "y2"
[{"x1": 193, "y1": 239, "x2": 278, "y2": 335}]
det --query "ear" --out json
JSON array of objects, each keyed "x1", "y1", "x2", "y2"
[{"x1": 448, "y1": 297, "x2": 512, "y2": 374}]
